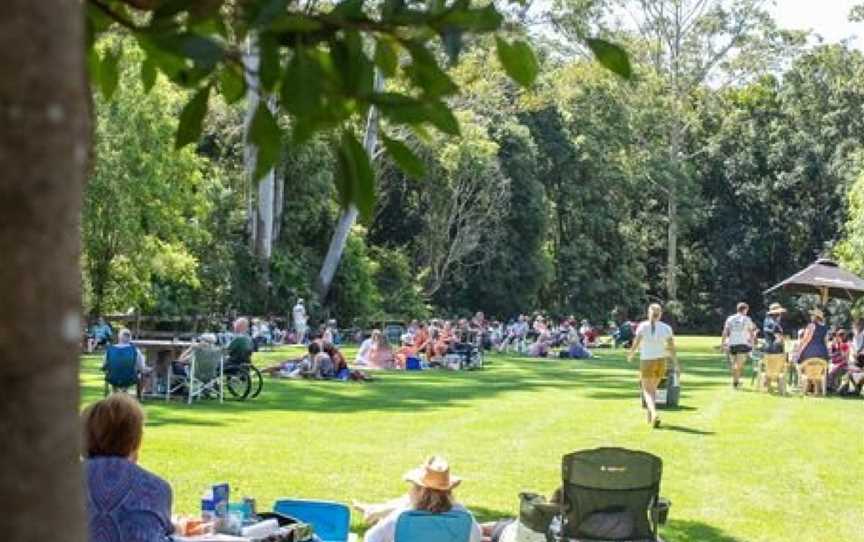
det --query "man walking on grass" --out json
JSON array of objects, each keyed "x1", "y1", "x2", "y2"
[{"x1": 722, "y1": 302, "x2": 757, "y2": 389}]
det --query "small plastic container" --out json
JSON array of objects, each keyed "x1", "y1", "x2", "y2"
[{"x1": 201, "y1": 490, "x2": 215, "y2": 523}]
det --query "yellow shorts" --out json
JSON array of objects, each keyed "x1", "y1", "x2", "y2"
[{"x1": 640, "y1": 358, "x2": 667, "y2": 380}]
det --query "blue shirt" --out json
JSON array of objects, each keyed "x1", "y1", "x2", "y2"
[
  {"x1": 763, "y1": 315, "x2": 783, "y2": 344},
  {"x1": 85, "y1": 457, "x2": 173, "y2": 542},
  {"x1": 94, "y1": 324, "x2": 113, "y2": 341}
]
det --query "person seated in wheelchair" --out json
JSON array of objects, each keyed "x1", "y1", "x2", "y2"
[
  {"x1": 226, "y1": 317, "x2": 255, "y2": 368},
  {"x1": 103, "y1": 328, "x2": 149, "y2": 392}
]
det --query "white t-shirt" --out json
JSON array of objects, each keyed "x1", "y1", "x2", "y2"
[
  {"x1": 724, "y1": 313, "x2": 755, "y2": 346},
  {"x1": 363, "y1": 503, "x2": 482, "y2": 542},
  {"x1": 636, "y1": 320, "x2": 673, "y2": 360},
  {"x1": 356, "y1": 338, "x2": 373, "y2": 364},
  {"x1": 292, "y1": 304, "x2": 307, "y2": 325}
]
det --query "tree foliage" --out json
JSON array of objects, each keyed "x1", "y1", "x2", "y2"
[
  {"x1": 82, "y1": 3, "x2": 864, "y2": 332},
  {"x1": 84, "y1": 0, "x2": 629, "y2": 219}
]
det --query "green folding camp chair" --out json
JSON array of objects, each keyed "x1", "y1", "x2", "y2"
[{"x1": 553, "y1": 447, "x2": 670, "y2": 542}]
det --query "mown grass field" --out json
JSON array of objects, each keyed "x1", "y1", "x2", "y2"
[{"x1": 80, "y1": 337, "x2": 863, "y2": 541}]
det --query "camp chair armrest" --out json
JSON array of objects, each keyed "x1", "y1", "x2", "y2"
[
  {"x1": 532, "y1": 502, "x2": 562, "y2": 515},
  {"x1": 651, "y1": 497, "x2": 671, "y2": 525}
]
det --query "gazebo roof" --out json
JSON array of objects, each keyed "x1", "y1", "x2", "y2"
[{"x1": 764, "y1": 258, "x2": 864, "y2": 301}]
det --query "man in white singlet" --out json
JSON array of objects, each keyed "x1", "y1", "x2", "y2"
[{"x1": 722, "y1": 302, "x2": 756, "y2": 389}]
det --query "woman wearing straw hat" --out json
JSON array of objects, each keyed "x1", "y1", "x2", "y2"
[
  {"x1": 796, "y1": 308, "x2": 830, "y2": 366},
  {"x1": 627, "y1": 303, "x2": 677, "y2": 428},
  {"x1": 361, "y1": 456, "x2": 483, "y2": 542},
  {"x1": 762, "y1": 303, "x2": 787, "y2": 353}
]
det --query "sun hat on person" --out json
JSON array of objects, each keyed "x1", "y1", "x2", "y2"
[
  {"x1": 404, "y1": 456, "x2": 461, "y2": 490},
  {"x1": 767, "y1": 303, "x2": 787, "y2": 315},
  {"x1": 810, "y1": 308, "x2": 825, "y2": 320}
]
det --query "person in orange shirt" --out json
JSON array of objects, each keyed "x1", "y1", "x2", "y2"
[
  {"x1": 394, "y1": 335, "x2": 418, "y2": 370},
  {"x1": 432, "y1": 321, "x2": 455, "y2": 358},
  {"x1": 413, "y1": 322, "x2": 431, "y2": 359}
]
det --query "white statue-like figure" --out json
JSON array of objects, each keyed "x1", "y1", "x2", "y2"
[{"x1": 292, "y1": 298, "x2": 308, "y2": 344}]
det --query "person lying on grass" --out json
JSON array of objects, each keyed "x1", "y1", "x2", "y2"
[
  {"x1": 260, "y1": 342, "x2": 334, "y2": 379},
  {"x1": 356, "y1": 456, "x2": 483, "y2": 542}
]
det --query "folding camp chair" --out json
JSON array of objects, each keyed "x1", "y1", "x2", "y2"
[
  {"x1": 759, "y1": 354, "x2": 787, "y2": 395},
  {"x1": 554, "y1": 447, "x2": 670, "y2": 542},
  {"x1": 167, "y1": 346, "x2": 223, "y2": 404},
  {"x1": 799, "y1": 358, "x2": 828, "y2": 397},
  {"x1": 103, "y1": 345, "x2": 142, "y2": 400},
  {"x1": 273, "y1": 499, "x2": 355, "y2": 542},
  {"x1": 394, "y1": 510, "x2": 474, "y2": 542}
]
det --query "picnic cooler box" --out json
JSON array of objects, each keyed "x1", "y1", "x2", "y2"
[{"x1": 641, "y1": 363, "x2": 680, "y2": 408}]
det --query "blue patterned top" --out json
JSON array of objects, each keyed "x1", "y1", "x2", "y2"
[{"x1": 85, "y1": 457, "x2": 173, "y2": 542}]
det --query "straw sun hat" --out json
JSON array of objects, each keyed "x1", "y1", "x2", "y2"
[
  {"x1": 404, "y1": 456, "x2": 462, "y2": 491},
  {"x1": 767, "y1": 303, "x2": 787, "y2": 315},
  {"x1": 810, "y1": 308, "x2": 825, "y2": 320}
]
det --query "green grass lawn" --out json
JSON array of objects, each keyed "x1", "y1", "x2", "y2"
[{"x1": 80, "y1": 337, "x2": 863, "y2": 541}]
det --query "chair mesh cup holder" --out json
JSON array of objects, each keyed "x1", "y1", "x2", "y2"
[{"x1": 650, "y1": 497, "x2": 670, "y2": 526}]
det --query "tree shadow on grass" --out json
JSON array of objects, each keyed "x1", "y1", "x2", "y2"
[
  {"x1": 660, "y1": 404, "x2": 697, "y2": 412},
  {"x1": 145, "y1": 415, "x2": 228, "y2": 428},
  {"x1": 655, "y1": 424, "x2": 714, "y2": 436},
  {"x1": 661, "y1": 519, "x2": 745, "y2": 542}
]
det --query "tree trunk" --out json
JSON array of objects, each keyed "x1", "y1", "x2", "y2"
[
  {"x1": 244, "y1": 37, "x2": 282, "y2": 291},
  {"x1": 317, "y1": 207, "x2": 360, "y2": 296},
  {"x1": 316, "y1": 72, "x2": 383, "y2": 298},
  {"x1": 256, "y1": 166, "x2": 275, "y2": 261},
  {"x1": 0, "y1": 2, "x2": 90, "y2": 541},
  {"x1": 243, "y1": 36, "x2": 261, "y2": 253},
  {"x1": 666, "y1": 118, "x2": 681, "y2": 302},
  {"x1": 273, "y1": 166, "x2": 284, "y2": 243},
  {"x1": 666, "y1": 190, "x2": 678, "y2": 301}
]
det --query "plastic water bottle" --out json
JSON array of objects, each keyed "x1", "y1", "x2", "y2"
[{"x1": 201, "y1": 489, "x2": 215, "y2": 522}]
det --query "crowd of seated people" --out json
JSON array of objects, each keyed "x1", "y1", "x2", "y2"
[
  {"x1": 249, "y1": 316, "x2": 289, "y2": 348},
  {"x1": 492, "y1": 313, "x2": 614, "y2": 359},
  {"x1": 766, "y1": 309, "x2": 864, "y2": 396},
  {"x1": 351, "y1": 319, "x2": 487, "y2": 370},
  {"x1": 262, "y1": 339, "x2": 370, "y2": 381}
]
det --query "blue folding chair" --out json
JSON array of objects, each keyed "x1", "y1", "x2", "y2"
[
  {"x1": 103, "y1": 345, "x2": 141, "y2": 400},
  {"x1": 272, "y1": 499, "x2": 352, "y2": 542},
  {"x1": 394, "y1": 510, "x2": 474, "y2": 542}
]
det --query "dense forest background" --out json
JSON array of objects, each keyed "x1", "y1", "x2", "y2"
[{"x1": 83, "y1": 0, "x2": 864, "y2": 331}]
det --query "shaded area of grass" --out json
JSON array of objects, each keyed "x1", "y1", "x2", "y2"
[{"x1": 80, "y1": 337, "x2": 864, "y2": 541}]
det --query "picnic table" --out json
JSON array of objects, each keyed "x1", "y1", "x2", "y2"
[{"x1": 133, "y1": 339, "x2": 194, "y2": 399}]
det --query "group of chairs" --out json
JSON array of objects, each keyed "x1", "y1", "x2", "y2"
[
  {"x1": 755, "y1": 354, "x2": 829, "y2": 396},
  {"x1": 103, "y1": 344, "x2": 258, "y2": 404},
  {"x1": 273, "y1": 448, "x2": 670, "y2": 542}
]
